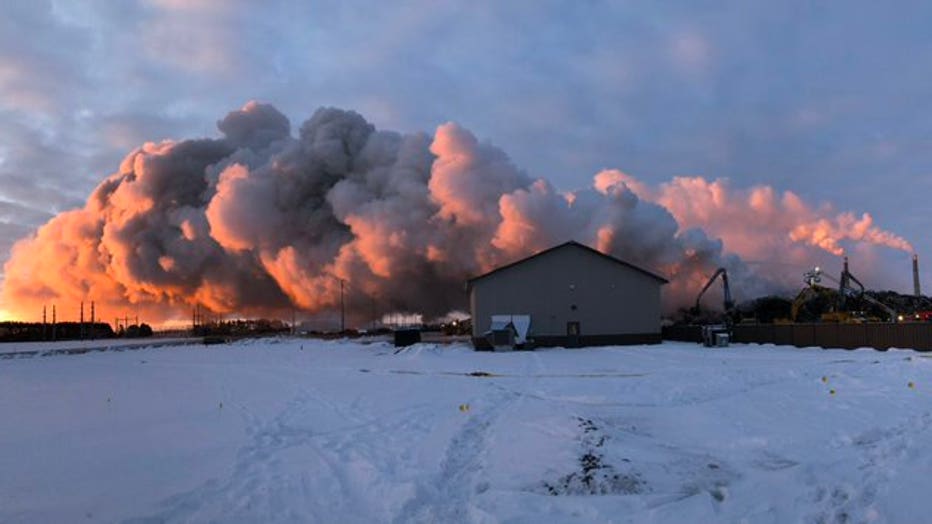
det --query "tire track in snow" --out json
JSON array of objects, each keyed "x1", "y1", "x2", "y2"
[
  {"x1": 392, "y1": 388, "x2": 516, "y2": 523},
  {"x1": 805, "y1": 410, "x2": 932, "y2": 523},
  {"x1": 124, "y1": 384, "x2": 429, "y2": 523},
  {"x1": 392, "y1": 353, "x2": 545, "y2": 524},
  {"x1": 123, "y1": 388, "x2": 340, "y2": 523}
]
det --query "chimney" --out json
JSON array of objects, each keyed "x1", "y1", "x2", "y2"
[
  {"x1": 913, "y1": 254, "x2": 921, "y2": 297},
  {"x1": 840, "y1": 255, "x2": 850, "y2": 288}
]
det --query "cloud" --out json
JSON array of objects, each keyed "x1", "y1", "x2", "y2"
[
  {"x1": 2, "y1": 1, "x2": 931, "y2": 320},
  {"x1": 669, "y1": 31, "x2": 713, "y2": 75},
  {"x1": 2, "y1": 102, "x2": 915, "y2": 325},
  {"x1": 0, "y1": 3, "x2": 91, "y2": 112},
  {"x1": 136, "y1": 0, "x2": 253, "y2": 75}
]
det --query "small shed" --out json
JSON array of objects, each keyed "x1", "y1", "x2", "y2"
[{"x1": 467, "y1": 241, "x2": 668, "y2": 349}]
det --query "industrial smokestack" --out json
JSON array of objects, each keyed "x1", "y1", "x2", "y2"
[{"x1": 913, "y1": 254, "x2": 921, "y2": 297}]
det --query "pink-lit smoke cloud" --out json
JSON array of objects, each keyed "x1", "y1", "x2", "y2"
[{"x1": 0, "y1": 102, "x2": 914, "y2": 324}]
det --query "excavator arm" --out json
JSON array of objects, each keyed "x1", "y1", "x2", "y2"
[
  {"x1": 695, "y1": 267, "x2": 736, "y2": 347},
  {"x1": 695, "y1": 268, "x2": 735, "y2": 313},
  {"x1": 859, "y1": 293, "x2": 898, "y2": 322},
  {"x1": 808, "y1": 265, "x2": 897, "y2": 322},
  {"x1": 838, "y1": 257, "x2": 865, "y2": 309}
]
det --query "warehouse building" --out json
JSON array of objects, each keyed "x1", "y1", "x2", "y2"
[{"x1": 468, "y1": 241, "x2": 668, "y2": 349}]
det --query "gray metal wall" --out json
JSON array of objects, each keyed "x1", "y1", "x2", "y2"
[{"x1": 470, "y1": 246, "x2": 663, "y2": 339}]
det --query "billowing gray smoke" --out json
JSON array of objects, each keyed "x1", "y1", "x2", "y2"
[{"x1": 2, "y1": 102, "x2": 770, "y2": 324}]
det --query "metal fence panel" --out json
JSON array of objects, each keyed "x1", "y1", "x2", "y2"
[
  {"x1": 665, "y1": 322, "x2": 932, "y2": 352},
  {"x1": 836, "y1": 324, "x2": 866, "y2": 349},
  {"x1": 773, "y1": 325, "x2": 793, "y2": 346},
  {"x1": 813, "y1": 324, "x2": 839, "y2": 349},
  {"x1": 916, "y1": 325, "x2": 932, "y2": 350},
  {"x1": 793, "y1": 324, "x2": 817, "y2": 348}
]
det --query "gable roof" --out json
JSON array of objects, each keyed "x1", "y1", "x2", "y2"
[{"x1": 467, "y1": 240, "x2": 669, "y2": 286}]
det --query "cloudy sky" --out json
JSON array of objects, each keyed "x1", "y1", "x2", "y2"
[{"x1": 2, "y1": 0, "x2": 931, "y2": 318}]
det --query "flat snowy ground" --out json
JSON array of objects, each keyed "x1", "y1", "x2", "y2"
[
  {"x1": 1, "y1": 339, "x2": 931, "y2": 523},
  {"x1": 0, "y1": 337, "x2": 198, "y2": 356}
]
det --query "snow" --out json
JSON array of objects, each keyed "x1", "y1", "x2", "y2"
[
  {"x1": 1, "y1": 338, "x2": 931, "y2": 523},
  {"x1": 0, "y1": 337, "x2": 197, "y2": 356}
]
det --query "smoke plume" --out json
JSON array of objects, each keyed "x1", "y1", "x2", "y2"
[{"x1": 0, "y1": 102, "x2": 914, "y2": 324}]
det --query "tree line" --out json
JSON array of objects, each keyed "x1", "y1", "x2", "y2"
[{"x1": 0, "y1": 321, "x2": 155, "y2": 342}]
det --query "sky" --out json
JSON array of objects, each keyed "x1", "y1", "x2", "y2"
[{"x1": 2, "y1": 0, "x2": 931, "y2": 322}]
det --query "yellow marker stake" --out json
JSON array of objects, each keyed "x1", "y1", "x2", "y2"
[
  {"x1": 908, "y1": 382, "x2": 915, "y2": 389},
  {"x1": 829, "y1": 389, "x2": 836, "y2": 396},
  {"x1": 459, "y1": 403, "x2": 470, "y2": 413},
  {"x1": 821, "y1": 376, "x2": 828, "y2": 383}
]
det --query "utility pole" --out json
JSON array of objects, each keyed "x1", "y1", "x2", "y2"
[
  {"x1": 51, "y1": 305, "x2": 56, "y2": 341},
  {"x1": 80, "y1": 301, "x2": 85, "y2": 339},
  {"x1": 90, "y1": 301, "x2": 95, "y2": 339},
  {"x1": 340, "y1": 278, "x2": 345, "y2": 333},
  {"x1": 42, "y1": 305, "x2": 47, "y2": 340}
]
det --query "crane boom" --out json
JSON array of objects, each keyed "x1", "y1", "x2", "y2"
[
  {"x1": 695, "y1": 268, "x2": 735, "y2": 313},
  {"x1": 694, "y1": 267, "x2": 736, "y2": 347}
]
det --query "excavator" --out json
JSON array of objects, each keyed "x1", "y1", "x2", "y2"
[
  {"x1": 796, "y1": 257, "x2": 898, "y2": 323},
  {"x1": 693, "y1": 267, "x2": 736, "y2": 347},
  {"x1": 695, "y1": 267, "x2": 735, "y2": 315}
]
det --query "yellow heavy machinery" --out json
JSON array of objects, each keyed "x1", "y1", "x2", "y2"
[
  {"x1": 794, "y1": 257, "x2": 898, "y2": 323},
  {"x1": 790, "y1": 284, "x2": 840, "y2": 323}
]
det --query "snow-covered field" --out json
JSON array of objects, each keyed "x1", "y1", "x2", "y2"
[
  {"x1": 1, "y1": 339, "x2": 930, "y2": 523},
  {"x1": 0, "y1": 337, "x2": 198, "y2": 356}
]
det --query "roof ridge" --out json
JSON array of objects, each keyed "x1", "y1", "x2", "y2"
[{"x1": 467, "y1": 240, "x2": 669, "y2": 285}]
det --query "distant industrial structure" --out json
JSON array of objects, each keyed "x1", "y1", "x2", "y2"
[
  {"x1": 914, "y1": 254, "x2": 922, "y2": 297},
  {"x1": 0, "y1": 300, "x2": 152, "y2": 342},
  {"x1": 666, "y1": 252, "x2": 932, "y2": 352},
  {"x1": 467, "y1": 241, "x2": 668, "y2": 349}
]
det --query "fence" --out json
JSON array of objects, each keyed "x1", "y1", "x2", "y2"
[{"x1": 662, "y1": 323, "x2": 932, "y2": 351}]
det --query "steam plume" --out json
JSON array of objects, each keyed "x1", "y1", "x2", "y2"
[{"x1": 0, "y1": 102, "x2": 913, "y2": 324}]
